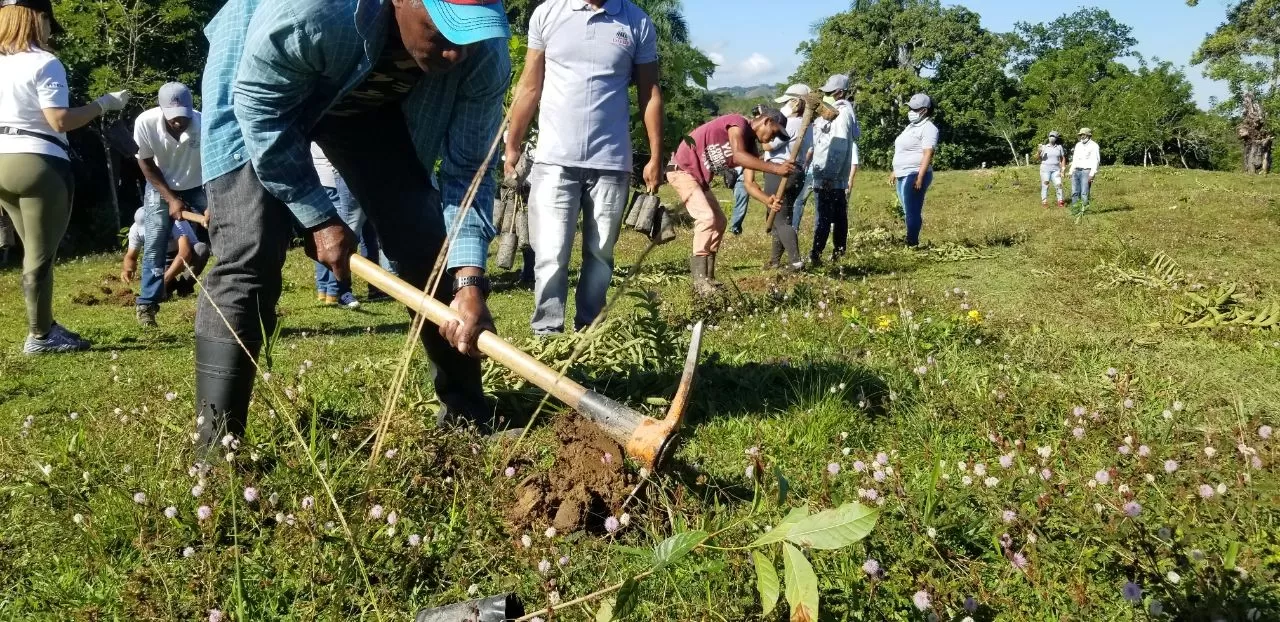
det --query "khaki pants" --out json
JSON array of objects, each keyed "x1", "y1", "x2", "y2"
[{"x1": 666, "y1": 169, "x2": 725, "y2": 256}]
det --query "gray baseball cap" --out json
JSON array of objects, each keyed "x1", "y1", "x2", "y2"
[
  {"x1": 158, "y1": 82, "x2": 194, "y2": 120},
  {"x1": 908, "y1": 93, "x2": 932, "y2": 110},
  {"x1": 819, "y1": 74, "x2": 850, "y2": 93}
]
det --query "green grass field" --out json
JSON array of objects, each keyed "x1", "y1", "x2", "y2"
[{"x1": 2, "y1": 166, "x2": 1278, "y2": 621}]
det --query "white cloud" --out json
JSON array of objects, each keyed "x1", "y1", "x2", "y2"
[
  {"x1": 699, "y1": 41, "x2": 794, "y2": 89},
  {"x1": 738, "y1": 53, "x2": 776, "y2": 79}
]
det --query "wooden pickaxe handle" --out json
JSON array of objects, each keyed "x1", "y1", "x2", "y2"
[
  {"x1": 763, "y1": 95, "x2": 822, "y2": 234},
  {"x1": 179, "y1": 211, "x2": 209, "y2": 227},
  {"x1": 351, "y1": 254, "x2": 704, "y2": 469},
  {"x1": 350, "y1": 255, "x2": 594, "y2": 407}
]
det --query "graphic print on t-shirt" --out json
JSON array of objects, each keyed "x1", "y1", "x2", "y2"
[
  {"x1": 326, "y1": 36, "x2": 423, "y2": 118},
  {"x1": 701, "y1": 141, "x2": 735, "y2": 177}
]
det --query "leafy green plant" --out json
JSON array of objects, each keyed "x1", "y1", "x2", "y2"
[
  {"x1": 515, "y1": 502, "x2": 879, "y2": 622},
  {"x1": 1094, "y1": 250, "x2": 1187, "y2": 289}
]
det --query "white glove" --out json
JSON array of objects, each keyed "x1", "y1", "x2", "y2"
[{"x1": 94, "y1": 90, "x2": 131, "y2": 112}]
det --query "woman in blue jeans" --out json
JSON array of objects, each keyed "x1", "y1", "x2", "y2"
[{"x1": 891, "y1": 93, "x2": 939, "y2": 247}]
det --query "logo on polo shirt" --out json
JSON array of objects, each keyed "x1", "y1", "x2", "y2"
[{"x1": 612, "y1": 28, "x2": 631, "y2": 48}]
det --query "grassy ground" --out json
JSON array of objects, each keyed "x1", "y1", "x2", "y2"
[{"x1": 1, "y1": 166, "x2": 1278, "y2": 621}]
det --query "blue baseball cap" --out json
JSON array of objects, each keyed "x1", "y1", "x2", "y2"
[{"x1": 422, "y1": 0, "x2": 510, "y2": 46}]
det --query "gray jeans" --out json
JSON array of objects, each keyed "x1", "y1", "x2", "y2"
[
  {"x1": 195, "y1": 106, "x2": 486, "y2": 416},
  {"x1": 528, "y1": 163, "x2": 629, "y2": 334}
]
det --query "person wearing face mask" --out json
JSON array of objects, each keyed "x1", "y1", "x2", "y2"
[
  {"x1": 1069, "y1": 128, "x2": 1100, "y2": 214},
  {"x1": 195, "y1": 0, "x2": 512, "y2": 448},
  {"x1": 809, "y1": 74, "x2": 858, "y2": 265},
  {"x1": 891, "y1": 93, "x2": 939, "y2": 247},
  {"x1": 0, "y1": 0, "x2": 130, "y2": 354},
  {"x1": 667, "y1": 107, "x2": 796, "y2": 295},
  {"x1": 761, "y1": 88, "x2": 813, "y2": 271},
  {"x1": 1039, "y1": 131, "x2": 1065, "y2": 208}
]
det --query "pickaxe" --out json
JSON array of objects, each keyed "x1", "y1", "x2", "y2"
[
  {"x1": 181, "y1": 212, "x2": 704, "y2": 469},
  {"x1": 763, "y1": 92, "x2": 833, "y2": 233},
  {"x1": 353, "y1": 254, "x2": 705, "y2": 470}
]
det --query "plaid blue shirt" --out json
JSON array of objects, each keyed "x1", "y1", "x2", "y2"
[{"x1": 201, "y1": 0, "x2": 509, "y2": 269}]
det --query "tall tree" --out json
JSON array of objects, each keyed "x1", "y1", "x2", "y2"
[
  {"x1": 54, "y1": 0, "x2": 219, "y2": 103},
  {"x1": 1011, "y1": 8, "x2": 1137, "y2": 76},
  {"x1": 792, "y1": 0, "x2": 1016, "y2": 168},
  {"x1": 1096, "y1": 62, "x2": 1199, "y2": 166},
  {"x1": 1190, "y1": 0, "x2": 1277, "y2": 173}
]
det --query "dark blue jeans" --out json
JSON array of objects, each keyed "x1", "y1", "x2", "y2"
[
  {"x1": 810, "y1": 188, "x2": 848, "y2": 260},
  {"x1": 728, "y1": 174, "x2": 749, "y2": 234},
  {"x1": 791, "y1": 172, "x2": 814, "y2": 231},
  {"x1": 1071, "y1": 168, "x2": 1092, "y2": 209},
  {"x1": 137, "y1": 185, "x2": 206, "y2": 306},
  {"x1": 895, "y1": 169, "x2": 933, "y2": 247}
]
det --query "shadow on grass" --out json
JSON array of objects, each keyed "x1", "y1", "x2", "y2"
[
  {"x1": 1083, "y1": 201, "x2": 1135, "y2": 214},
  {"x1": 485, "y1": 354, "x2": 892, "y2": 459}
]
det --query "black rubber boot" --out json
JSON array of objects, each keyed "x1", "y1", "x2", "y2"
[
  {"x1": 690, "y1": 255, "x2": 713, "y2": 296},
  {"x1": 194, "y1": 337, "x2": 260, "y2": 455}
]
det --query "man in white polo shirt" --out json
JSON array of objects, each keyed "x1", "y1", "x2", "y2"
[
  {"x1": 133, "y1": 82, "x2": 204, "y2": 327},
  {"x1": 505, "y1": 0, "x2": 664, "y2": 335}
]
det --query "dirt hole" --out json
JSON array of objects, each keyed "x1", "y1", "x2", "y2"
[{"x1": 505, "y1": 414, "x2": 634, "y2": 536}]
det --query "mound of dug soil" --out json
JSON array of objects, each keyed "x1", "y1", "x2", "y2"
[
  {"x1": 505, "y1": 414, "x2": 634, "y2": 535},
  {"x1": 72, "y1": 282, "x2": 135, "y2": 307}
]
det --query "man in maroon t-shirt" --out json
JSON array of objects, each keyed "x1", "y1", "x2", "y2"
[{"x1": 668, "y1": 108, "x2": 795, "y2": 294}]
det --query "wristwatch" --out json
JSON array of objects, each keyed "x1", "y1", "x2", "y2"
[{"x1": 453, "y1": 274, "x2": 491, "y2": 296}]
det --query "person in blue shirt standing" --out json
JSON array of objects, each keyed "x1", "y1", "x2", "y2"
[{"x1": 194, "y1": 0, "x2": 511, "y2": 450}]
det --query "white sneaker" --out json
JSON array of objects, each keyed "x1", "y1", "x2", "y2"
[{"x1": 24, "y1": 324, "x2": 91, "y2": 355}]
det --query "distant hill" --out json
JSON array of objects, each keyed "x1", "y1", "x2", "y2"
[{"x1": 710, "y1": 84, "x2": 781, "y2": 99}]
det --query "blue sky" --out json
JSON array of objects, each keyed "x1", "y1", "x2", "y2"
[{"x1": 686, "y1": 0, "x2": 1232, "y2": 107}]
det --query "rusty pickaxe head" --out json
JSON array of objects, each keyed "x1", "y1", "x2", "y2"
[{"x1": 574, "y1": 320, "x2": 705, "y2": 470}]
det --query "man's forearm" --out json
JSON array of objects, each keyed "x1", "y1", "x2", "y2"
[
  {"x1": 744, "y1": 174, "x2": 772, "y2": 203},
  {"x1": 506, "y1": 82, "x2": 541, "y2": 153},
  {"x1": 640, "y1": 87, "x2": 664, "y2": 162},
  {"x1": 163, "y1": 251, "x2": 189, "y2": 284},
  {"x1": 137, "y1": 159, "x2": 180, "y2": 203}
]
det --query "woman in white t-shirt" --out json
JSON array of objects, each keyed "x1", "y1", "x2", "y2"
[
  {"x1": 891, "y1": 93, "x2": 939, "y2": 247},
  {"x1": 0, "y1": 0, "x2": 129, "y2": 354}
]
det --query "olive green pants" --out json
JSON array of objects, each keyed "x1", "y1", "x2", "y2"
[{"x1": 0, "y1": 152, "x2": 74, "y2": 337}]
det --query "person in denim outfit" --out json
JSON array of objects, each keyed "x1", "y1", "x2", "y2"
[{"x1": 133, "y1": 82, "x2": 205, "y2": 327}]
